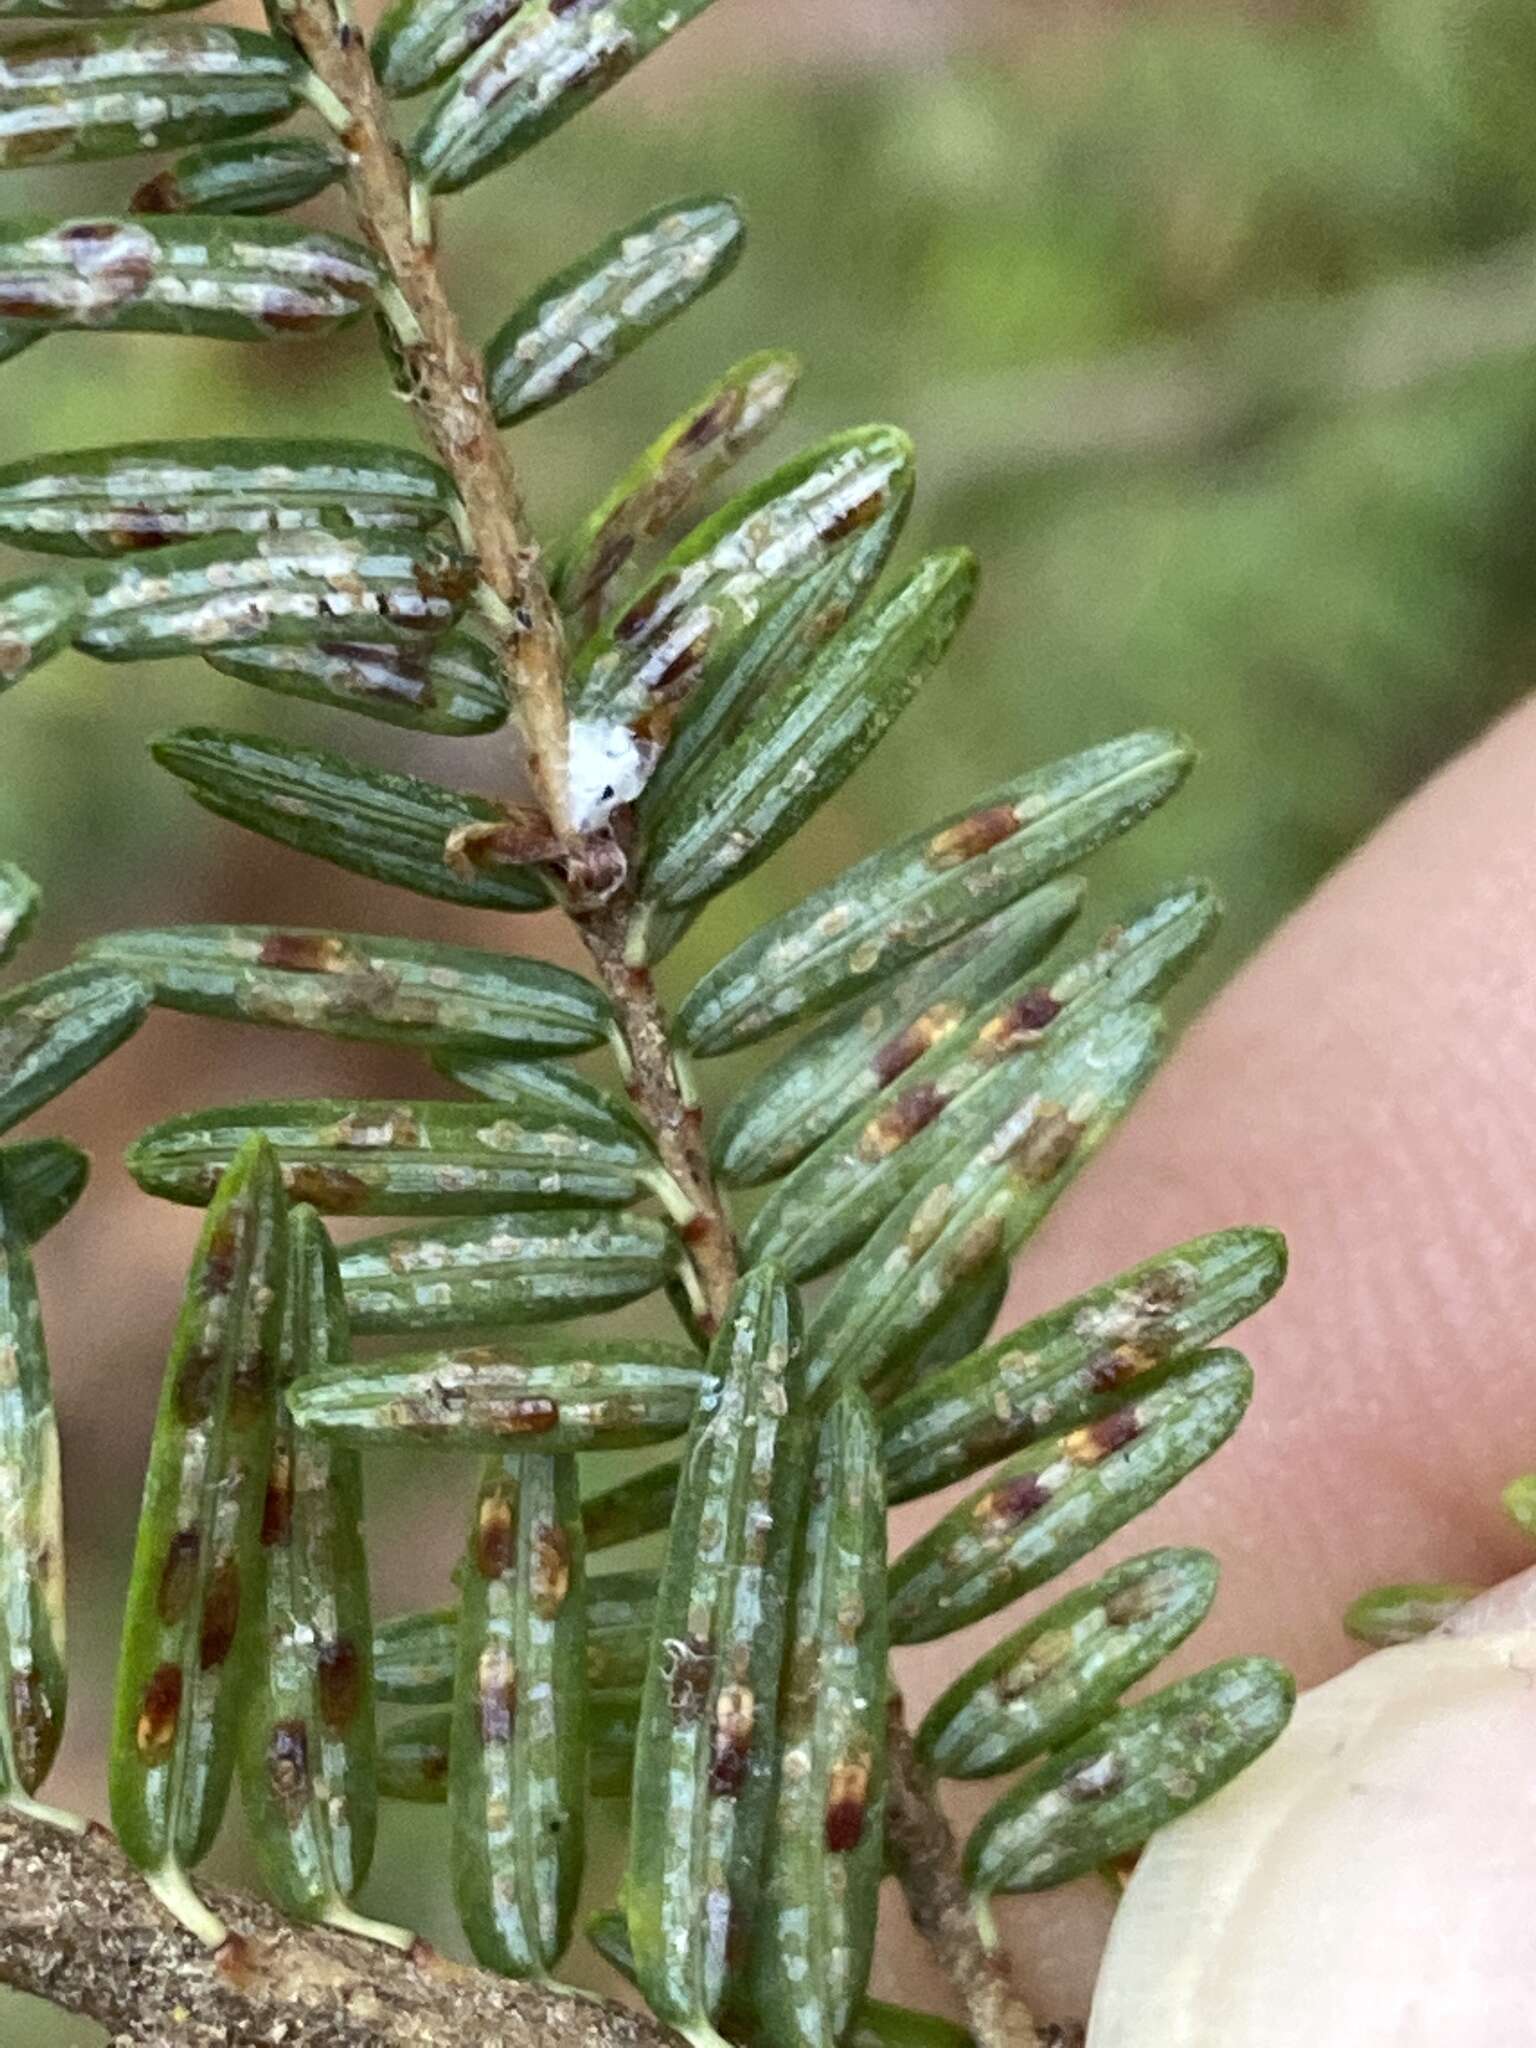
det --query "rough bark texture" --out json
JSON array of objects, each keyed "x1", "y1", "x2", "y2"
[
  {"x1": 885, "y1": 1703, "x2": 1049, "y2": 2048},
  {"x1": 581, "y1": 896, "x2": 741, "y2": 1333},
  {"x1": 0, "y1": 1809, "x2": 682, "y2": 2048}
]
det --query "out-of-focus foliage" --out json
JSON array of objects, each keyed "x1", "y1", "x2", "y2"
[{"x1": 7, "y1": 0, "x2": 1536, "y2": 1020}]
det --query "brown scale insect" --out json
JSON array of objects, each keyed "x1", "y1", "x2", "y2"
[
  {"x1": 266, "y1": 1719, "x2": 310, "y2": 1824},
  {"x1": 156, "y1": 1532, "x2": 201, "y2": 1626},
  {"x1": 1082, "y1": 1342, "x2": 1157, "y2": 1395},
  {"x1": 136, "y1": 1664, "x2": 183, "y2": 1762},
  {"x1": 173, "y1": 1342, "x2": 224, "y2": 1427},
  {"x1": 475, "y1": 1492, "x2": 516, "y2": 1579},
  {"x1": 824, "y1": 1759, "x2": 871, "y2": 1853},
  {"x1": 645, "y1": 625, "x2": 712, "y2": 702},
  {"x1": 855, "y1": 1080, "x2": 952, "y2": 1162},
  {"x1": 1008, "y1": 1105, "x2": 1082, "y2": 1186},
  {"x1": 980, "y1": 1473, "x2": 1053, "y2": 1529},
  {"x1": 926, "y1": 802, "x2": 1023, "y2": 870},
  {"x1": 199, "y1": 1218, "x2": 242, "y2": 1298},
  {"x1": 256, "y1": 933, "x2": 353, "y2": 974},
  {"x1": 197, "y1": 1560, "x2": 242, "y2": 1671},
  {"x1": 260, "y1": 1451, "x2": 294, "y2": 1548},
  {"x1": 707, "y1": 1683, "x2": 755, "y2": 1799},
  {"x1": 870, "y1": 1002, "x2": 966, "y2": 1087},
  {"x1": 529, "y1": 1522, "x2": 571, "y2": 1618},
  {"x1": 317, "y1": 1638, "x2": 363, "y2": 1733},
  {"x1": 613, "y1": 568, "x2": 681, "y2": 643},
  {"x1": 819, "y1": 488, "x2": 887, "y2": 546},
  {"x1": 1063, "y1": 1409, "x2": 1144, "y2": 1467},
  {"x1": 675, "y1": 389, "x2": 743, "y2": 452},
  {"x1": 981, "y1": 987, "x2": 1064, "y2": 1052},
  {"x1": 283, "y1": 1164, "x2": 370, "y2": 1211}
]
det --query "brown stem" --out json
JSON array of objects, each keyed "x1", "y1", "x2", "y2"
[
  {"x1": 884, "y1": 1702, "x2": 1049, "y2": 2048},
  {"x1": 283, "y1": 0, "x2": 574, "y2": 836},
  {"x1": 580, "y1": 893, "x2": 740, "y2": 1330},
  {"x1": 580, "y1": 890, "x2": 1048, "y2": 2047},
  {"x1": 0, "y1": 1808, "x2": 681, "y2": 2048}
]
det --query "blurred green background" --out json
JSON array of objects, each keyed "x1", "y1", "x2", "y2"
[{"x1": 7, "y1": 0, "x2": 1536, "y2": 2034}]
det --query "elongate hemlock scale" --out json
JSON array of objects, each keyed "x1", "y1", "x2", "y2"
[
  {"x1": 126, "y1": 1097, "x2": 662, "y2": 1214},
  {"x1": 568, "y1": 424, "x2": 915, "y2": 739},
  {"x1": 631, "y1": 470, "x2": 913, "y2": 867},
  {"x1": 286, "y1": 1337, "x2": 707, "y2": 1453},
  {"x1": 0, "y1": 1158, "x2": 72, "y2": 1826},
  {"x1": 486, "y1": 196, "x2": 745, "y2": 427},
  {"x1": 0, "y1": 217, "x2": 379, "y2": 342},
  {"x1": 75, "y1": 530, "x2": 475, "y2": 661},
  {"x1": 886, "y1": 1348, "x2": 1254, "y2": 1645},
  {"x1": 963, "y1": 1657, "x2": 1296, "y2": 1895},
  {"x1": 0, "y1": 26, "x2": 303, "y2": 171},
  {"x1": 80, "y1": 925, "x2": 611, "y2": 1059},
  {"x1": 880, "y1": 1225, "x2": 1287, "y2": 1505},
  {"x1": 0, "y1": 964, "x2": 148, "y2": 1136},
  {"x1": 749, "y1": 1389, "x2": 889, "y2": 2048},
  {"x1": 450, "y1": 1450, "x2": 586, "y2": 1977},
  {"x1": 336, "y1": 1208, "x2": 676, "y2": 1337},
  {"x1": 804, "y1": 1003, "x2": 1166, "y2": 1403},
  {"x1": 151, "y1": 728, "x2": 549, "y2": 913},
  {"x1": 710, "y1": 883, "x2": 1085, "y2": 1189},
  {"x1": 625, "y1": 1263, "x2": 805, "y2": 2040},
  {"x1": 109, "y1": 1135, "x2": 286, "y2": 1946},
  {"x1": 640, "y1": 547, "x2": 980, "y2": 914},
  {"x1": 552, "y1": 350, "x2": 801, "y2": 623},
  {"x1": 0, "y1": 437, "x2": 452, "y2": 557},
  {"x1": 745, "y1": 883, "x2": 1216, "y2": 1281},
  {"x1": 238, "y1": 1205, "x2": 403, "y2": 1944},
  {"x1": 410, "y1": 0, "x2": 722, "y2": 194},
  {"x1": 915, "y1": 1549, "x2": 1220, "y2": 1781},
  {"x1": 677, "y1": 732, "x2": 1194, "y2": 1054},
  {"x1": 205, "y1": 632, "x2": 508, "y2": 736},
  {"x1": 369, "y1": 0, "x2": 520, "y2": 99}
]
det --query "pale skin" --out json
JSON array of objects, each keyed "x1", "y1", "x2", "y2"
[{"x1": 879, "y1": 690, "x2": 1536, "y2": 2026}]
